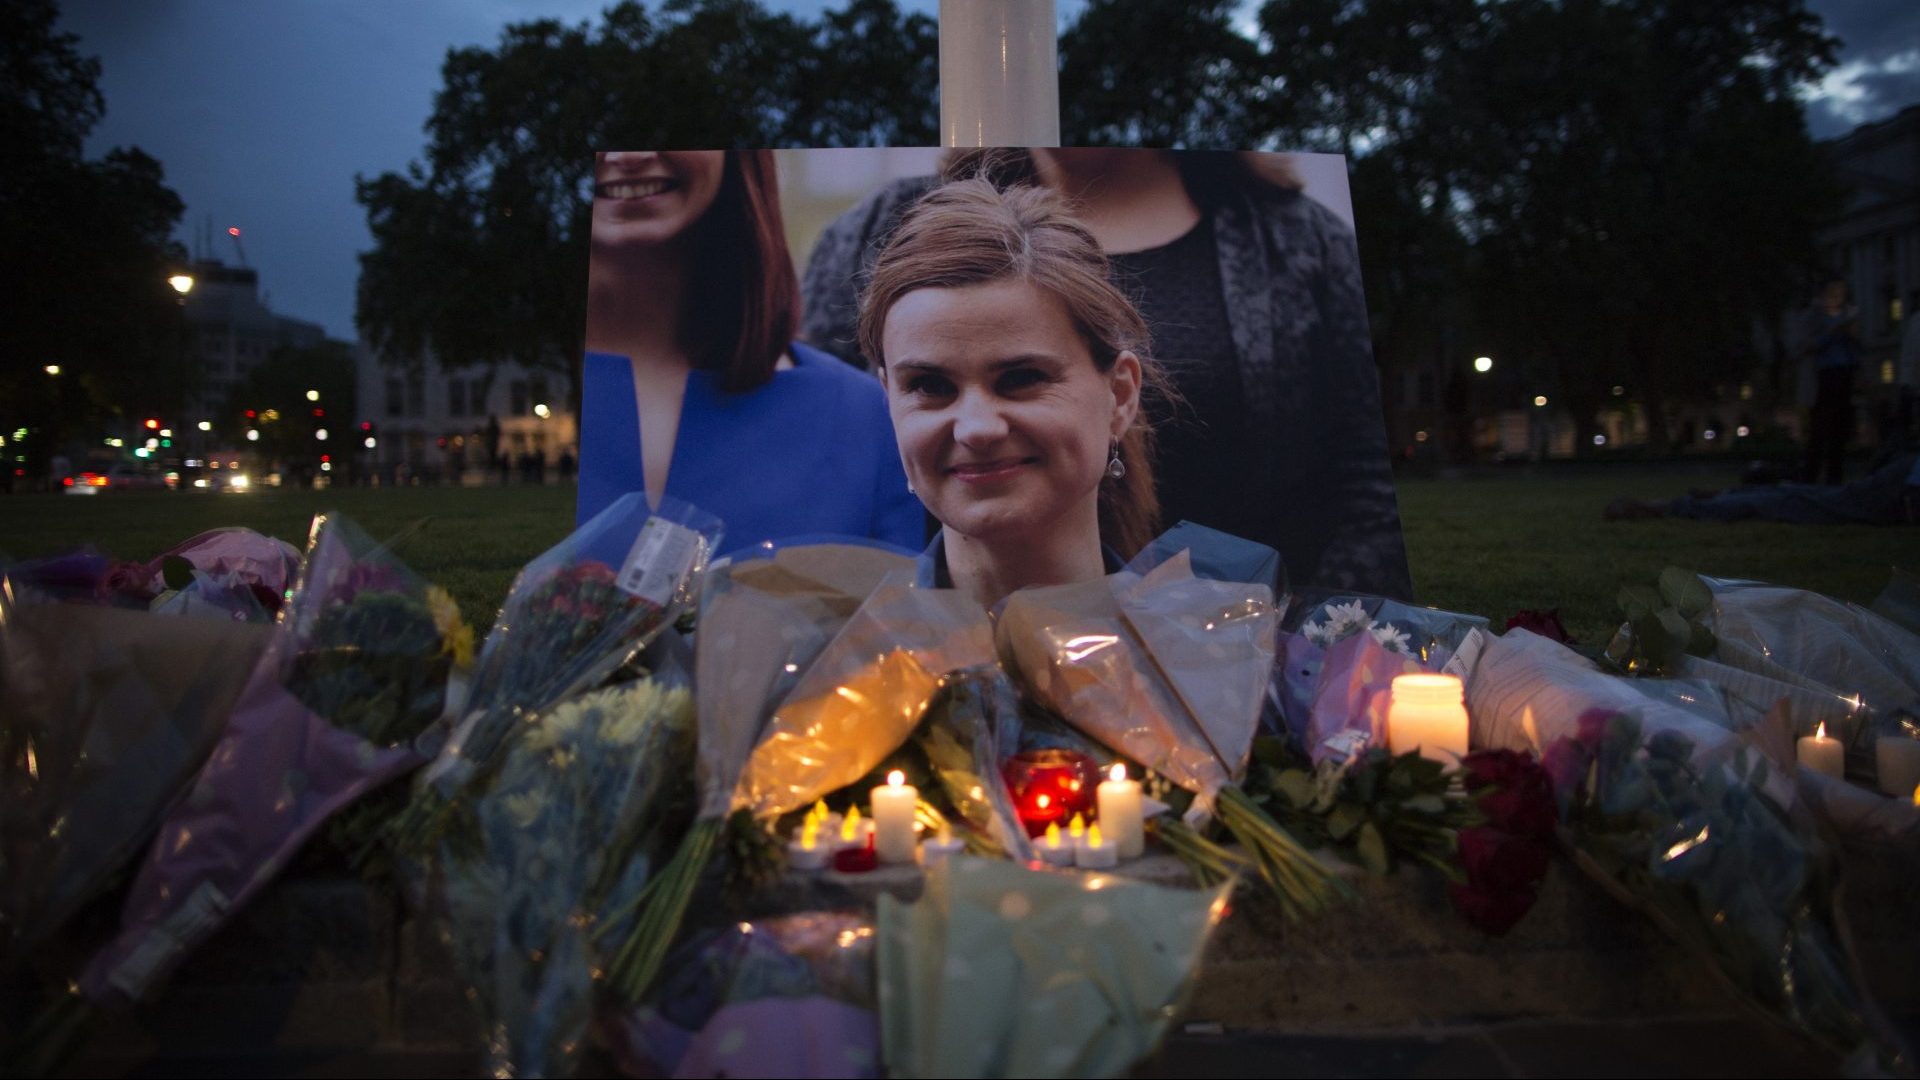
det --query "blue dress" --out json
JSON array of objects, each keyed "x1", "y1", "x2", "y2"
[{"x1": 576, "y1": 342, "x2": 925, "y2": 555}]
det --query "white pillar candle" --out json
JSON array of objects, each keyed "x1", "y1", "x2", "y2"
[
  {"x1": 1797, "y1": 722, "x2": 1844, "y2": 779},
  {"x1": 1037, "y1": 821, "x2": 1075, "y2": 866},
  {"x1": 1386, "y1": 674, "x2": 1471, "y2": 763},
  {"x1": 872, "y1": 770, "x2": 919, "y2": 864},
  {"x1": 1875, "y1": 736, "x2": 1920, "y2": 797},
  {"x1": 787, "y1": 822, "x2": 829, "y2": 871},
  {"x1": 1074, "y1": 823, "x2": 1118, "y2": 869},
  {"x1": 1096, "y1": 763, "x2": 1145, "y2": 859}
]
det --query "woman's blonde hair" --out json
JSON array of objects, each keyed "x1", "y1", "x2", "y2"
[{"x1": 856, "y1": 176, "x2": 1171, "y2": 557}]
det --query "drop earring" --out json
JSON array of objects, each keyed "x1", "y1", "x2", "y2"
[{"x1": 1106, "y1": 441, "x2": 1126, "y2": 480}]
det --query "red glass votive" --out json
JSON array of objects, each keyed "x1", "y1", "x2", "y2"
[{"x1": 1001, "y1": 748, "x2": 1101, "y2": 837}]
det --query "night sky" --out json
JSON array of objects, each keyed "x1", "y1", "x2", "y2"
[{"x1": 56, "y1": 1, "x2": 1920, "y2": 344}]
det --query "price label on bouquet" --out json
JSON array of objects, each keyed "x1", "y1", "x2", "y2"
[{"x1": 618, "y1": 517, "x2": 704, "y2": 607}]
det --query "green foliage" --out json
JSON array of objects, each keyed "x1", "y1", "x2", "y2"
[
  {"x1": 1246, "y1": 736, "x2": 1476, "y2": 880},
  {"x1": 354, "y1": 0, "x2": 938, "y2": 389},
  {"x1": 219, "y1": 339, "x2": 356, "y2": 465},
  {"x1": 1608, "y1": 564, "x2": 1717, "y2": 675}
]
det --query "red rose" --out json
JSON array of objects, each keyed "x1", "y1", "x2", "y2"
[
  {"x1": 1477, "y1": 783, "x2": 1558, "y2": 839},
  {"x1": 1449, "y1": 881, "x2": 1539, "y2": 935},
  {"x1": 1461, "y1": 749, "x2": 1532, "y2": 793},
  {"x1": 1456, "y1": 827, "x2": 1551, "y2": 892},
  {"x1": 1504, "y1": 609, "x2": 1574, "y2": 644}
]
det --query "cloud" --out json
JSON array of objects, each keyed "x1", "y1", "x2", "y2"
[{"x1": 1804, "y1": 48, "x2": 1920, "y2": 138}]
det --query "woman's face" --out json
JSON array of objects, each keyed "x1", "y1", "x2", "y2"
[
  {"x1": 590, "y1": 151, "x2": 725, "y2": 251},
  {"x1": 881, "y1": 277, "x2": 1141, "y2": 547}
]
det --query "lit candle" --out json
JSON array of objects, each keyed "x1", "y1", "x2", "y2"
[
  {"x1": 872, "y1": 770, "x2": 919, "y2": 864},
  {"x1": 835, "y1": 805, "x2": 870, "y2": 852},
  {"x1": 922, "y1": 824, "x2": 965, "y2": 867},
  {"x1": 1074, "y1": 822, "x2": 1118, "y2": 869},
  {"x1": 1038, "y1": 821, "x2": 1075, "y2": 866},
  {"x1": 1067, "y1": 812, "x2": 1085, "y2": 842},
  {"x1": 1876, "y1": 737, "x2": 1920, "y2": 798},
  {"x1": 1386, "y1": 673, "x2": 1471, "y2": 763},
  {"x1": 787, "y1": 819, "x2": 829, "y2": 871},
  {"x1": 1797, "y1": 722, "x2": 1844, "y2": 779},
  {"x1": 1096, "y1": 763, "x2": 1145, "y2": 859}
]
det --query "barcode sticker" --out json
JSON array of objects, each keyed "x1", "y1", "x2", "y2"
[{"x1": 617, "y1": 517, "x2": 703, "y2": 606}]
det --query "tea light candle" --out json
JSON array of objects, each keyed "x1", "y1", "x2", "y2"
[
  {"x1": 922, "y1": 825, "x2": 965, "y2": 866},
  {"x1": 1386, "y1": 673, "x2": 1470, "y2": 763},
  {"x1": 835, "y1": 805, "x2": 871, "y2": 852},
  {"x1": 1797, "y1": 722, "x2": 1844, "y2": 779},
  {"x1": 872, "y1": 770, "x2": 919, "y2": 864},
  {"x1": 1096, "y1": 763, "x2": 1144, "y2": 859},
  {"x1": 1074, "y1": 822, "x2": 1118, "y2": 869},
  {"x1": 1037, "y1": 821, "x2": 1075, "y2": 866},
  {"x1": 1875, "y1": 736, "x2": 1920, "y2": 797},
  {"x1": 787, "y1": 820, "x2": 829, "y2": 871}
]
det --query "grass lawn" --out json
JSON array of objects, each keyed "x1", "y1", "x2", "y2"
[{"x1": 2, "y1": 465, "x2": 1909, "y2": 645}]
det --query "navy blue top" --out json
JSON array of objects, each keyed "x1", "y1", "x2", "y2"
[{"x1": 577, "y1": 342, "x2": 925, "y2": 555}]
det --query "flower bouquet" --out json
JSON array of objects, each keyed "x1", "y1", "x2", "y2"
[
  {"x1": 602, "y1": 540, "x2": 913, "y2": 1003},
  {"x1": 73, "y1": 512, "x2": 467, "y2": 1010},
  {"x1": 0, "y1": 569, "x2": 273, "y2": 961},
  {"x1": 994, "y1": 529, "x2": 1342, "y2": 919},
  {"x1": 1548, "y1": 709, "x2": 1907, "y2": 1070},
  {"x1": 433, "y1": 678, "x2": 697, "y2": 1078},
  {"x1": 393, "y1": 492, "x2": 721, "y2": 853}
]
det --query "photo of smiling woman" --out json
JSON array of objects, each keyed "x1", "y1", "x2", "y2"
[
  {"x1": 578, "y1": 150, "x2": 923, "y2": 553},
  {"x1": 857, "y1": 177, "x2": 1175, "y2": 606}
]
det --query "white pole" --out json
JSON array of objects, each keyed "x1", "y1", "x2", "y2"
[{"x1": 938, "y1": 0, "x2": 1060, "y2": 148}]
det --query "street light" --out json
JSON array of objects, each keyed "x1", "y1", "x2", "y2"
[
  {"x1": 44, "y1": 365, "x2": 61, "y2": 376},
  {"x1": 306, "y1": 389, "x2": 320, "y2": 402},
  {"x1": 1533, "y1": 395, "x2": 1548, "y2": 407},
  {"x1": 197, "y1": 420, "x2": 212, "y2": 432},
  {"x1": 533, "y1": 403, "x2": 552, "y2": 419},
  {"x1": 315, "y1": 428, "x2": 329, "y2": 441},
  {"x1": 246, "y1": 429, "x2": 260, "y2": 441},
  {"x1": 169, "y1": 274, "x2": 195, "y2": 295},
  {"x1": 1474, "y1": 356, "x2": 1493, "y2": 373}
]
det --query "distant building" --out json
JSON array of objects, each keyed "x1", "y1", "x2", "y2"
[
  {"x1": 1818, "y1": 103, "x2": 1920, "y2": 394},
  {"x1": 352, "y1": 346, "x2": 578, "y2": 484},
  {"x1": 179, "y1": 258, "x2": 329, "y2": 418}
]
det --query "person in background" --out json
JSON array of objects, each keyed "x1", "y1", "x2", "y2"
[
  {"x1": 579, "y1": 150, "x2": 923, "y2": 553},
  {"x1": 805, "y1": 148, "x2": 1412, "y2": 602},
  {"x1": 1803, "y1": 278, "x2": 1860, "y2": 485}
]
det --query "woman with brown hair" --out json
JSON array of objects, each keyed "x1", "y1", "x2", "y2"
[
  {"x1": 810, "y1": 148, "x2": 1412, "y2": 601},
  {"x1": 579, "y1": 150, "x2": 923, "y2": 552},
  {"x1": 857, "y1": 175, "x2": 1175, "y2": 604}
]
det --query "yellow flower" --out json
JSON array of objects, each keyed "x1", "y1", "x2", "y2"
[
  {"x1": 601, "y1": 682, "x2": 693, "y2": 746},
  {"x1": 527, "y1": 702, "x2": 586, "y2": 752},
  {"x1": 503, "y1": 790, "x2": 547, "y2": 829},
  {"x1": 426, "y1": 586, "x2": 477, "y2": 669}
]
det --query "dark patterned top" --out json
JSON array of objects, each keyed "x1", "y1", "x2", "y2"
[
  {"x1": 1107, "y1": 217, "x2": 1265, "y2": 557},
  {"x1": 801, "y1": 174, "x2": 1414, "y2": 601}
]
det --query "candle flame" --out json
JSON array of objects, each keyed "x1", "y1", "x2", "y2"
[
  {"x1": 1912, "y1": 784, "x2": 1919, "y2": 809},
  {"x1": 1816, "y1": 721, "x2": 1827, "y2": 740},
  {"x1": 887, "y1": 769, "x2": 905, "y2": 788},
  {"x1": 842, "y1": 805, "x2": 861, "y2": 841},
  {"x1": 1109, "y1": 763, "x2": 1126, "y2": 783},
  {"x1": 1045, "y1": 821, "x2": 1062, "y2": 848},
  {"x1": 800, "y1": 822, "x2": 817, "y2": 850},
  {"x1": 810, "y1": 799, "x2": 828, "y2": 823},
  {"x1": 1036, "y1": 793, "x2": 1051, "y2": 810},
  {"x1": 1088, "y1": 822, "x2": 1104, "y2": 846},
  {"x1": 1069, "y1": 813, "x2": 1085, "y2": 837}
]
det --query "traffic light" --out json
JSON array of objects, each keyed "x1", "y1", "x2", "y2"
[{"x1": 145, "y1": 418, "x2": 159, "y2": 430}]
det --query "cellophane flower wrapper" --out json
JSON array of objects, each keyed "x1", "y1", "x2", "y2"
[
  {"x1": 403, "y1": 493, "x2": 720, "y2": 844},
  {"x1": 1552, "y1": 710, "x2": 1907, "y2": 1071},
  {"x1": 78, "y1": 512, "x2": 462, "y2": 1006},
  {"x1": 994, "y1": 544, "x2": 1278, "y2": 811},
  {"x1": 434, "y1": 678, "x2": 696, "y2": 1079},
  {"x1": 876, "y1": 857, "x2": 1229, "y2": 1079},
  {"x1": 1689, "y1": 576, "x2": 1920, "y2": 788},
  {"x1": 909, "y1": 666, "x2": 1035, "y2": 860},
  {"x1": 1278, "y1": 593, "x2": 1489, "y2": 759},
  {"x1": 733, "y1": 575, "x2": 994, "y2": 821},
  {"x1": 605, "y1": 911, "x2": 883, "y2": 1079},
  {"x1": 144, "y1": 528, "x2": 304, "y2": 623},
  {"x1": 0, "y1": 580, "x2": 272, "y2": 960},
  {"x1": 604, "y1": 541, "x2": 912, "y2": 1003}
]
